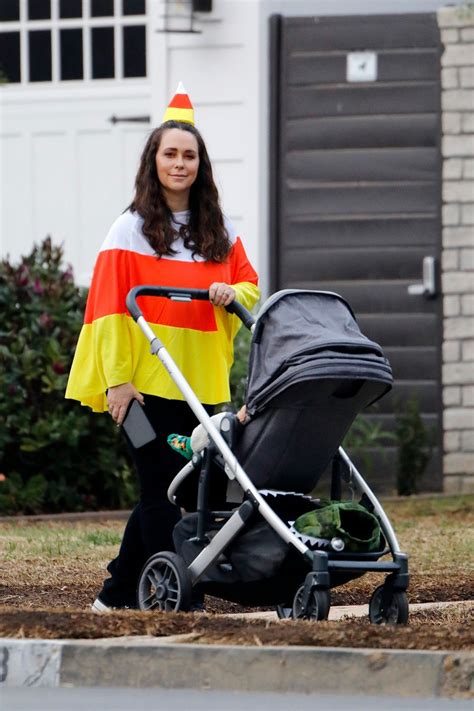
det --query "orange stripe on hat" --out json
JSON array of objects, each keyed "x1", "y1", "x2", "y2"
[
  {"x1": 162, "y1": 81, "x2": 195, "y2": 125},
  {"x1": 169, "y1": 94, "x2": 193, "y2": 109}
]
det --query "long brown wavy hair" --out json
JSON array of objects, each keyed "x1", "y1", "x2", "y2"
[{"x1": 129, "y1": 121, "x2": 231, "y2": 262}]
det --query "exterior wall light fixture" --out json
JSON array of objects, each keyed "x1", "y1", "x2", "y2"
[{"x1": 160, "y1": 0, "x2": 213, "y2": 34}]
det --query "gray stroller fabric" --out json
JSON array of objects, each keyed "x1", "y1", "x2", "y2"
[
  {"x1": 245, "y1": 290, "x2": 392, "y2": 416},
  {"x1": 228, "y1": 290, "x2": 394, "y2": 493}
]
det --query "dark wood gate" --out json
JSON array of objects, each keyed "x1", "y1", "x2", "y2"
[{"x1": 269, "y1": 13, "x2": 443, "y2": 492}]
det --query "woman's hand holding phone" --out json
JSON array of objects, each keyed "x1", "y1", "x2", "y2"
[{"x1": 107, "y1": 382, "x2": 144, "y2": 425}]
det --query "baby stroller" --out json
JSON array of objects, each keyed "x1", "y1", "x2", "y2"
[{"x1": 127, "y1": 286, "x2": 409, "y2": 624}]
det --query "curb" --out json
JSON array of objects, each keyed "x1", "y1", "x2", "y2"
[{"x1": 1, "y1": 637, "x2": 472, "y2": 698}]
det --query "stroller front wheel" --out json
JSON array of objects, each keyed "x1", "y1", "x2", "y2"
[
  {"x1": 292, "y1": 586, "x2": 331, "y2": 621},
  {"x1": 369, "y1": 584, "x2": 409, "y2": 625},
  {"x1": 137, "y1": 551, "x2": 192, "y2": 613}
]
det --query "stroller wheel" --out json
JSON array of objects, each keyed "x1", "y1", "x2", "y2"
[
  {"x1": 275, "y1": 605, "x2": 293, "y2": 619},
  {"x1": 137, "y1": 551, "x2": 192, "y2": 613},
  {"x1": 369, "y1": 584, "x2": 409, "y2": 625},
  {"x1": 292, "y1": 585, "x2": 330, "y2": 621}
]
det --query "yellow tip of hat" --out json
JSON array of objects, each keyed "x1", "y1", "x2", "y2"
[{"x1": 162, "y1": 82, "x2": 195, "y2": 125}]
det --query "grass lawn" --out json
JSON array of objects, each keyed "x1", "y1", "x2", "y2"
[
  {"x1": 0, "y1": 494, "x2": 472, "y2": 609},
  {"x1": 382, "y1": 494, "x2": 473, "y2": 574}
]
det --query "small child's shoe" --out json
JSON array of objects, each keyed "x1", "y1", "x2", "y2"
[{"x1": 167, "y1": 433, "x2": 193, "y2": 460}]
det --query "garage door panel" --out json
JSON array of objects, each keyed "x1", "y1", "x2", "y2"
[
  {"x1": 283, "y1": 247, "x2": 430, "y2": 281},
  {"x1": 374, "y1": 383, "x2": 439, "y2": 414},
  {"x1": 354, "y1": 412, "x2": 438, "y2": 434},
  {"x1": 356, "y1": 314, "x2": 438, "y2": 347},
  {"x1": 282, "y1": 280, "x2": 437, "y2": 315},
  {"x1": 385, "y1": 348, "x2": 438, "y2": 380},
  {"x1": 286, "y1": 83, "x2": 439, "y2": 119},
  {"x1": 283, "y1": 217, "x2": 438, "y2": 248},
  {"x1": 286, "y1": 115, "x2": 438, "y2": 151},
  {"x1": 285, "y1": 183, "x2": 438, "y2": 216},
  {"x1": 288, "y1": 49, "x2": 440, "y2": 86},
  {"x1": 284, "y1": 14, "x2": 439, "y2": 53},
  {"x1": 285, "y1": 147, "x2": 438, "y2": 182}
]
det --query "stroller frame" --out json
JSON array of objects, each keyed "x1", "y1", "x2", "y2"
[{"x1": 127, "y1": 285, "x2": 409, "y2": 623}]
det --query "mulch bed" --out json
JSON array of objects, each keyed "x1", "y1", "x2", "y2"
[
  {"x1": 1, "y1": 572, "x2": 472, "y2": 612},
  {"x1": 0, "y1": 605, "x2": 472, "y2": 651},
  {"x1": 1, "y1": 565, "x2": 472, "y2": 651}
]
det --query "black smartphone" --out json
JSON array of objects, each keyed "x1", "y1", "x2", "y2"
[{"x1": 121, "y1": 399, "x2": 157, "y2": 449}]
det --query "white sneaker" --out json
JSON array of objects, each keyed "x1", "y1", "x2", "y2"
[{"x1": 91, "y1": 597, "x2": 112, "y2": 613}]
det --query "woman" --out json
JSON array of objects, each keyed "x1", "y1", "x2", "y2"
[{"x1": 66, "y1": 86, "x2": 259, "y2": 610}]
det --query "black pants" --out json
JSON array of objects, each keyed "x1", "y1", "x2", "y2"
[{"x1": 99, "y1": 395, "x2": 213, "y2": 608}]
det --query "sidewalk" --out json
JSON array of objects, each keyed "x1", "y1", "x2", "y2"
[{"x1": 232, "y1": 599, "x2": 465, "y2": 622}]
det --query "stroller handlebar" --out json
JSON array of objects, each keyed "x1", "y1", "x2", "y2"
[
  {"x1": 126, "y1": 285, "x2": 255, "y2": 330},
  {"x1": 225, "y1": 299, "x2": 255, "y2": 330}
]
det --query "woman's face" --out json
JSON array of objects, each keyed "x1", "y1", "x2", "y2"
[{"x1": 155, "y1": 128, "x2": 200, "y2": 202}]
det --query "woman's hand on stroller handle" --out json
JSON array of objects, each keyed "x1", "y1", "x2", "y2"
[
  {"x1": 208, "y1": 282, "x2": 235, "y2": 307},
  {"x1": 126, "y1": 285, "x2": 255, "y2": 330}
]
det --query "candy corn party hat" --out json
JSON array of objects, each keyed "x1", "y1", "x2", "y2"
[{"x1": 162, "y1": 82, "x2": 195, "y2": 125}]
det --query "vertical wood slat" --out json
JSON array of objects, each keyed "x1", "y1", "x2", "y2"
[{"x1": 269, "y1": 13, "x2": 282, "y2": 295}]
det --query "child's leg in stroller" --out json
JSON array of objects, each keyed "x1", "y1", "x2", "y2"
[
  {"x1": 95, "y1": 395, "x2": 213, "y2": 609},
  {"x1": 167, "y1": 433, "x2": 194, "y2": 460},
  {"x1": 168, "y1": 412, "x2": 230, "y2": 459}
]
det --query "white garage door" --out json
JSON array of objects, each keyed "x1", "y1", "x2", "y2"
[{"x1": 0, "y1": 0, "x2": 152, "y2": 284}]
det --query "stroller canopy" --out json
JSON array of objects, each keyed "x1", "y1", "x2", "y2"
[{"x1": 245, "y1": 290, "x2": 393, "y2": 416}]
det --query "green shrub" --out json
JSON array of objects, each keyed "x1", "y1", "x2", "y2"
[
  {"x1": 229, "y1": 324, "x2": 252, "y2": 408},
  {"x1": 394, "y1": 397, "x2": 433, "y2": 496},
  {"x1": 0, "y1": 238, "x2": 136, "y2": 514},
  {"x1": 343, "y1": 414, "x2": 395, "y2": 474}
]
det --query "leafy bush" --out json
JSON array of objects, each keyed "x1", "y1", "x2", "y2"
[
  {"x1": 395, "y1": 397, "x2": 434, "y2": 496},
  {"x1": 229, "y1": 324, "x2": 253, "y2": 408},
  {"x1": 0, "y1": 238, "x2": 136, "y2": 514},
  {"x1": 343, "y1": 414, "x2": 396, "y2": 474}
]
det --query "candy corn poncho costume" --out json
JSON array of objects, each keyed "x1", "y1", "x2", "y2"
[{"x1": 65, "y1": 210, "x2": 259, "y2": 412}]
